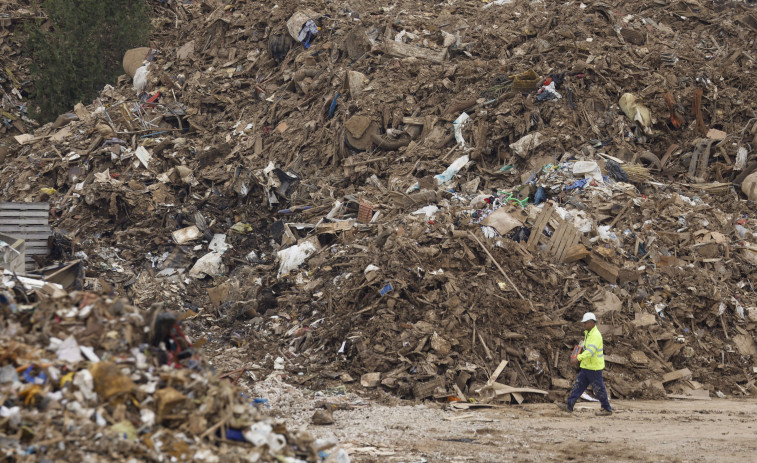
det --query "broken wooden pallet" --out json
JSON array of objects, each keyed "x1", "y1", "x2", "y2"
[
  {"x1": 526, "y1": 205, "x2": 582, "y2": 262},
  {"x1": 526, "y1": 205, "x2": 554, "y2": 251},
  {"x1": 0, "y1": 202, "x2": 50, "y2": 271}
]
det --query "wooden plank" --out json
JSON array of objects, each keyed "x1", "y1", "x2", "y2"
[
  {"x1": 316, "y1": 221, "x2": 354, "y2": 234},
  {"x1": 402, "y1": 117, "x2": 426, "y2": 125},
  {"x1": 384, "y1": 40, "x2": 447, "y2": 63},
  {"x1": 604, "y1": 354, "x2": 628, "y2": 365},
  {"x1": 0, "y1": 233, "x2": 51, "y2": 241},
  {"x1": 550, "y1": 222, "x2": 571, "y2": 260},
  {"x1": 527, "y1": 205, "x2": 553, "y2": 251},
  {"x1": 22, "y1": 242, "x2": 49, "y2": 248},
  {"x1": 26, "y1": 249, "x2": 49, "y2": 255},
  {"x1": 526, "y1": 217, "x2": 541, "y2": 249},
  {"x1": 556, "y1": 228, "x2": 580, "y2": 262},
  {"x1": 552, "y1": 378, "x2": 572, "y2": 389},
  {"x1": 478, "y1": 332, "x2": 493, "y2": 360},
  {"x1": 468, "y1": 232, "x2": 530, "y2": 307},
  {"x1": 564, "y1": 231, "x2": 581, "y2": 261},
  {"x1": 563, "y1": 244, "x2": 590, "y2": 263},
  {"x1": 618, "y1": 268, "x2": 640, "y2": 283},
  {"x1": 25, "y1": 243, "x2": 50, "y2": 250},
  {"x1": 0, "y1": 210, "x2": 49, "y2": 218},
  {"x1": 453, "y1": 384, "x2": 467, "y2": 402},
  {"x1": 23, "y1": 241, "x2": 49, "y2": 248},
  {"x1": 543, "y1": 221, "x2": 561, "y2": 255},
  {"x1": 0, "y1": 218, "x2": 49, "y2": 225},
  {"x1": 660, "y1": 144, "x2": 679, "y2": 169},
  {"x1": 667, "y1": 391, "x2": 711, "y2": 401},
  {"x1": 546, "y1": 221, "x2": 568, "y2": 256},
  {"x1": 4, "y1": 244, "x2": 49, "y2": 253},
  {"x1": 0, "y1": 232, "x2": 50, "y2": 240},
  {"x1": 486, "y1": 360, "x2": 509, "y2": 387},
  {"x1": 560, "y1": 229, "x2": 579, "y2": 260},
  {"x1": 0, "y1": 225, "x2": 50, "y2": 235},
  {"x1": 688, "y1": 144, "x2": 700, "y2": 178},
  {"x1": 696, "y1": 140, "x2": 713, "y2": 181},
  {"x1": 448, "y1": 402, "x2": 505, "y2": 410},
  {"x1": 0, "y1": 202, "x2": 50, "y2": 210},
  {"x1": 633, "y1": 312, "x2": 656, "y2": 327},
  {"x1": 541, "y1": 210, "x2": 562, "y2": 247},
  {"x1": 413, "y1": 377, "x2": 445, "y2": 399},
  {"x1": 608, "y1": 199, "x2": 633, "y2": 228},
  {"x1": 662, "y1": 368, "x2": 692, "y2": 384},
  {"x1": 0, "y1": 226, "x2": 51, "y2": 233},
  {"x1": 42, "y1": 261, "x2": 81, "y2": 289},
  {"x1": 489, "y1": 383, "x2": 548, "y2": 396},
  {"x1": 586, "y1": 255, "x2": 619, "y2": 284},
  {"x1": 555, "y1": 231, "x2": 574, "y2": 261}
]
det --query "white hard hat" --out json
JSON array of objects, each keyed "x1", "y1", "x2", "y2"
[{"x1": 581, "y1": 312, "x2": 597, "y2": 323}]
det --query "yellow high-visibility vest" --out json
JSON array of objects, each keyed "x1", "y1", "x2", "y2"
[{"x1": 577, "y1": 326, "x2": 605, "y2": 370}]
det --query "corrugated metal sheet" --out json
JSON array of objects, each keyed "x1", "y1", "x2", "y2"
[{"x1": 0, "y1": 202, "x2": 50, "y2": 271}]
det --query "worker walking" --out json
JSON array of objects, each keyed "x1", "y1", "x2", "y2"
[{"x1": 563, "y1": 312, "x2": 612, "y2": 415}]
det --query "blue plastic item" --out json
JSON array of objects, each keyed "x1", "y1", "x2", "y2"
[
  {"x1": 22, "y1": 366, "x2": 47, "y2": 385},
  {"x1": 220, "y1": 428, "x2": 246, "y2": 442},
  {"x1": 565, "y1": 179, "x2": 588, "y2": 191},
  {"x1": 379, "y1": 283, "x2": 393, "y2": 296},
  {"x1": 533, "y1": 186, "x2": 546, "y2": 205},
  {"x1": 253, "y1": 398, "x2": 270, "y2": 408},
  {"x1": 328, "y1": 92, "x2": 340, "y2": 118}
]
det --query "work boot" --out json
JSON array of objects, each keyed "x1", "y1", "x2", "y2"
[
  {"x1": 558, "y1": 403, "x2": 573, "y2": 413},
  {"x1": 596, "y1": 408, "x2": 613, "y2": 416}
]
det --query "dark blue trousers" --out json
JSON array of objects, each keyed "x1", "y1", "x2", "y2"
[{"x1": 567, "y1": 368, "x2": 612, "y2": 411}]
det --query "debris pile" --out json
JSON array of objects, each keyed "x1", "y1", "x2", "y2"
[
  {"x1": 0, "y1": 275, "x2": 350, "y2": 462},
  {"x1": 0, "y1": 0, "x2": 757, "y2": 408},
  {"x1": 0, "y1": 1, "x2": 37, "y2": 148}
]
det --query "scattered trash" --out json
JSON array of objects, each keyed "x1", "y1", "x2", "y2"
[
  {"x1": 0, "y1": 0, "x2": 755, "y2": 429},
  {"x1": 452, "y1": 112, "x2": 470, "y2": 148},
  {"x1": 619, "y1": 93, "x2": 653, "y2": 134},
  {"x1": 172, "y1": 225, "x2": 201, "y2": 244},
  {"x1": 277, "y1": 237, "x2": 320, "y2": 278},
  {"x1": 509, "y1": 132, "x2": 543, "y2": 158},
  {"x1": 435, "y1": 155, "x2": 470, "y2": 185},
  {"x1": 188, "y1": 252, "x2": 225, "y2": 278},
  {"x1": 287, "y1": 9, "x2": 321, "y2": 48}
]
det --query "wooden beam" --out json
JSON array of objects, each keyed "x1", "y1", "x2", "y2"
[
  {"x1": 585, "y1": 255, "x2": 619, "y2": 284},
  {"x1": 0, "y1": 202, "x2": 49, "y2": 210},
  {"x1": 563, "y1": 244, "x2": 590, "y2": 263},
  {"x1": 662, "y1": 368, "x2": 692, "y2": 384},
  {"x1": 487, "y1": 360, "x2": 509, "y2": 387},
  {"x1": 527, "y1": 205, "x2": 554, "y2": 251},
  {"x1": 489, "y1": 383, "x2": 548, "y2": 396},
  {"x1": 468, "y1": 232, "x2": 530, "y2": 307},
  {"x1": 609, "y1": 199, "x2": 633, "y2": 228},
  {"x1": 384, "y1": 40, "x2": 447, "y2": 63}
]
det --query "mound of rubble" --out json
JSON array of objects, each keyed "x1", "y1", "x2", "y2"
[
  {"x1": 1, "y1": 0, "x2": 757, "y2": 410},
  {"x1": 0, "y1": 276, "x2": 350, "y2": 462}
]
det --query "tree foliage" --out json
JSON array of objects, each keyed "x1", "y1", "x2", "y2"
[{"x1": 25, "y1": 0, "x2": 151, "y2": 122}]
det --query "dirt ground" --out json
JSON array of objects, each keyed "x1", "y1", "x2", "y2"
[
  {"x1": 321, "y1": 399, "x2": 757, "y2": 463},
  {"x1": 242, "y1": 375, "x2": 757, "y2": 463}
]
